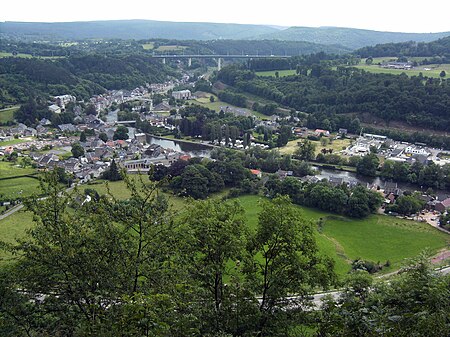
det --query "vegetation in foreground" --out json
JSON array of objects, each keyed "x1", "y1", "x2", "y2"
[{"x1": 0, "y1": 172, "x2": 448, "y2": 336}]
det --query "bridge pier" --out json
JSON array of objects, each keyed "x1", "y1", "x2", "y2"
[
  {"x1": 217, "y1": 58, "x2": 222, "y2": 71},
  {"x1": 188, "y1": 57, "x2": 192, "y2": 67},
  {"x1": 162, "y1": 58, "x2": 166, "y2": 64}
]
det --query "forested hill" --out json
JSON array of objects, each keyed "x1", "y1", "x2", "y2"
[
  {"x1": 0, "y1": 54, "x2": 178, "y2": 106},
  {"x1": 0, "y1": 20, "x2": 280, "y2": 41},
  {"x1": 198, "y1": 39, "x2": 350, "y2": 55},
  {"x1": 356, "y1": 36, "x2": 450, "y2": 58},
  {"x1": 256, "y1": 26, "x2": 450, "y2": 50},
  {"x1": 218, "y1": 65, "x2": 450, "y2": 132}
]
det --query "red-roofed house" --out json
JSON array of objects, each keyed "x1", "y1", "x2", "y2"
[
  {"x1": 250, "y1": 169, "x2": 262, "y2": 178},
  {"x1": 314, "y1": 129, "x2": 330, "y2": 137},
  {"x1": 179, "y1": 154, "x2": 191, "y2": 161}
]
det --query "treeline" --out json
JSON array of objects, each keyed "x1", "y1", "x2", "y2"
[
  {"x1": 0, "y1": 54, "x2": 177, "y2": 106},
  {"x1": 218, "y1": 64, "x2": 450, "y2": 132},
  {"x1": 248, "y1": 52, "x2": 360, "y2": 71},
  {"x1": 266, "y1": 176, "x2": 383, "y2": 218},
  {"x1": 151, "y1": 147, "x2": 313, "y2": 199},
  {"x1": 380, "y1": 160, "x2": 450, "y2": 190},
  {"x1": 356, "y1": 36, "x2": 450, "y2": 58}
]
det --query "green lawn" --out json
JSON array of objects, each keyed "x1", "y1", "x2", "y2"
[
  {"x1": 155, "y1": 45, "x2": 188, "y2": 52},
  {"x1": 0, "y1": 177, "x2": 41, "y2": 199},
  {"x1": 142, "y1": 43, "x2": 154, "y2": 50},
  {"x1": 352, "y1": 63, "x2": 450, "y2": 78},
  {"x1": 0, "y1": 52, "x2": 33, "y2": 58},
  {"x1": 0, "y1": 161, "x2": 36, "y2": 179},
  {"x1": 236, "y1": 195, "x2": 449, "y2": 277},
  {"x1": 192, "y1": 95, "x2": 267, "y2": 119},
  {"x1": 0, "y1": 106, "x2": 18, "y2": 123},
  {"x1": 256, "y1": 69, "x2": 297, "y2": 77},
  {"x1": 0, "y1": 138, "x2": 33, "y2": 146},
  {"x1": 0, "y1": 210, "x2": 34, "y2": 263},
  {"x1": 280, "y1": 137, "x2": 351, "y2": 156},
  {"x1": 1, "y1": 184, "x2": 448, "y2": 276}
]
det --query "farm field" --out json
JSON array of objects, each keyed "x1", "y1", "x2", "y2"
[
  {"x1": 155, "y1": 45, "x2": 188, "y2": 52},
  {"x1": 236, "y1": 195, "x2": 449, "y2": 277},
  {"x1": 256, "y1": 69, "x2": 297, "y2": 77},
  {"x1": 0, "y1": 106, "x2": 19, "y2": 123},
  {"x1": 142, "y1": 43, "x2": 154, "y2": 50},
  {"x1": 352, "y1": 63, "x2": 450, "y2": 78},
  {"x1": 280, "y1": 137, "x2": 352, "y2": 156},
  {"x1": 192, "y1": 95, "x2": 267, "y2": 119}
]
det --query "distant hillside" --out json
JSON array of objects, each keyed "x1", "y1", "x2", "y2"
[
  {"x1": 356, "y1": 36, "x2": 450, "y2": 58},
  {"x1": 0, "y1": 20, "x2": 280, "y2": 41},
  {"x1": 0, "y1": 54, "x2": 178, "y2": 106},
  {"x1": 256, "y1": 26, "x2": 450, "y2": 50}
]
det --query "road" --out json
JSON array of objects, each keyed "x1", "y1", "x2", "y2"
[{"x1": 0, "y1": 203, "x2": 24, "y2": 221}]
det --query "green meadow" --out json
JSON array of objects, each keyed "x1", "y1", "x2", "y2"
[
  {"x1": 1, "y1": 178, "x2": 448, "y2": 277},
  {"x1": 0, "y1": 106, "x2": 19, "y2": 123},
  {"x1": 256, "y1": 69, "x2": 297, "y2": 77}
]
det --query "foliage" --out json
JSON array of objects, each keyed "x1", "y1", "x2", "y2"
[
  {"x1": 102, "y1": 159, "x2": 122, "y2": 181},
  {"x1": 71, "y1": 141, "x2": 84, "y2": 158}
]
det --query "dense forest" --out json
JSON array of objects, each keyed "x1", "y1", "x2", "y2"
[
  {"x1": 0, "y1": 54, "x2": 178, "y2": 106},
  {"x1": 356, "y1": 36, "x2": 450, "y2": 58},
  {"x1": 217, "y1": 64, "x2": 450, "y2": 132}
]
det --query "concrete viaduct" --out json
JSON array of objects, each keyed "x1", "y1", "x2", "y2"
[{"x1": 151, "y1": 54, "x2": 291, "y2": 71}]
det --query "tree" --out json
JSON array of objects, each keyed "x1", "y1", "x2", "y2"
[
  {"x1": 71, "y1": 142, "x2": 84, "y2": 158},
  {"x1": 245, "y1": 196, "x2": 336, "y2": 335},
  {"x1": 295, "y1": 139, "x2": 316, "y2": 161},
  {"x1": 277, "y1": 125, "x2": 292, "y2": 147},
  {"x1": 99, "y1": 132, "x2": 108, "y2": 142},
  {"x1": 102, "y1": 158, "x2": 122, "y2": 181},
  {"x1": 356, "y1": 153, "x2": 379, "y2": 177},
  {"x1": 440, "y1": 70, "x2": 446, "y2": 78},
  {"x1": 79, "y1": 131, "x2": 87, "y2": 142},
  {"x1": 182, "y1": 199, "x2": 246, "y2": 333},
  {"x1": 113, "y1": 125, "x2": 128, "y2": 140},
  {"x1": 84, "y1": 104, "x2": 97, "y2": 115},
  {"x1": 396, "y1": 194, "x2": 424, "y2": 215},
  {"x1": 209, "y1": 95, "x2": 215, "y2": 102},
  {"x1": 0, "y1": 172, "x2": 193, "y2": 335},
  {"x1": 180, "y1": 165, "x2": 209, "y2": 199}
]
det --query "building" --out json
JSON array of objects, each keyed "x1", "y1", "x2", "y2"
[
  {"x1": 314, "y1": 129, "x2": 330, "y2": 137},
  {"x1": 435, "y1": 198, "x2": 450, "y2": 213},
  {"x1": 250, "y1": 169, "x2": 262, "y2": 178},
  {"x1": 172, "y1": 90, "x2": 191, "y2": 100},
  {"x1": 48, "y1": 104, "x2": 61, "y2": 114}
]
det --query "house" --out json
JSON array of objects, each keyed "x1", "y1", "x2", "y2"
[
  {"x1": 435, "y1": 198, "x2": 450, "y2": 213},
  {"x1": 328, "y1": 176, "x2": 344, "y2": 186},
  {"x1": 338, "y1": 128, "x2": 348, "y2": 135},
  {"x1": 37, "y1": 154, "x2": 59, "y2": 168},
  {"x1": 58, "y1": 124, "x2": 77, "y2": 133},
  {"x1": 276, "y1": 169, "x2": 293, "y2": 179},
  {"x1": 48, "y1": 104, "x2": 61, "y2": 114},
  {"x1": 250, "y1": 169, "x2": 262, "y2": 178},
  {"x1": 135, "y1": 133, "x2": 147, "y2": 144},
  {"x1": 172, "y1": 90, "x2": 191, "y2": 100},
  {"x1": 314, "y1": 129, "x2": 330, "y2": 137}
]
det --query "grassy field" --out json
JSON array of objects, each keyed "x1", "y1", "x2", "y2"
[
  {"x1": 236, "y1": 195, "x2": 449, "y2": 276},
  {"x1": 256, "y1": 69, "x2": 297, "y2": 77},
  {"x1": 1, "y1": 179, "x2": 448, "y2": 276},
  {"x1": 155, "y1": 45, "x2": 188, "y2": 52},
  {"x1": 0, "y1": 161, "x2": 36, "y2": 179},
  {"x1": 0, "y1": 137, "x2": 33, "y2": 146},
  {"x1": 352, "y1": 63, "x2": 450, "y2": 78},
  {"x1": 192, "y1": 95, "x2": 268, "y2": 119},
  {"x1": 280, "y1": 137, "x2": 352, "y2": 156},
  {"x1": 142, "y1": 43, "x2": 154, "y2": 50},
  {"x1": 0, "y1": 106, "x2": 18, "y2": 123},
  {"x1": 0, "y1": 52, "x2": 33, "y2": 58}
]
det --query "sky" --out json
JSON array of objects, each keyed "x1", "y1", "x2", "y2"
[{"x1": 1, "y1": 0, "x2": 449, "y2": 33}]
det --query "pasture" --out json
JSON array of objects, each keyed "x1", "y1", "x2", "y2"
[
  {"x1": 0, "y1": 106, "x2": 18, "y2": 123},
  {"x1": 256, "y1": 69, "x2": 297, "y2": 77}
]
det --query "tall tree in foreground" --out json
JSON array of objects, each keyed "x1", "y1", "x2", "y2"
[
  {"x1": 182, "y1": 199, "x2": 248, "y2": 334},
  {"x1": 245, "y1": 195, "x2": 336, "y2": 336}
]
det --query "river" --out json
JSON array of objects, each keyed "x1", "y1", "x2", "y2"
[
  {"x1": 314, "y1": 166, "x2": 450, "y2": 200},
  {"x1": 144, "y1": 135, "x2": 450, "y2": 200},
  {"x1": 146, "y1": 135, "x2": 213, "y2": 157}
]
